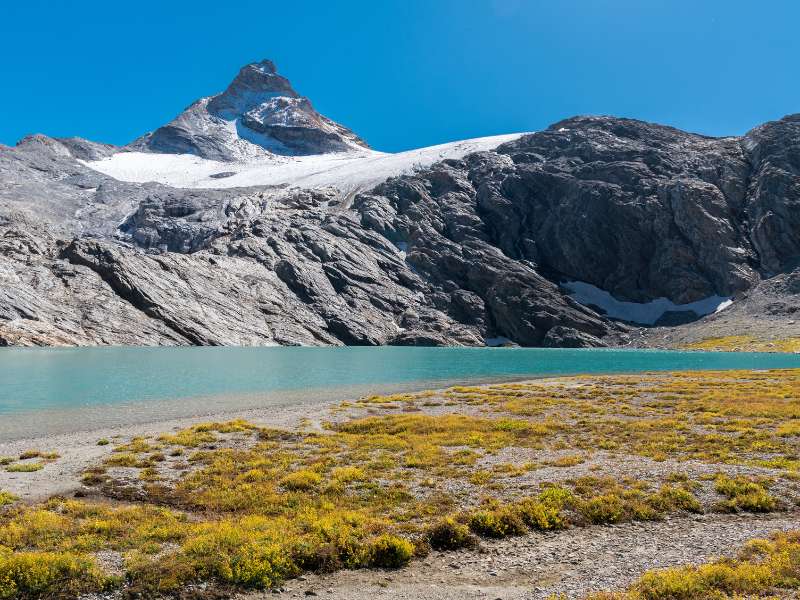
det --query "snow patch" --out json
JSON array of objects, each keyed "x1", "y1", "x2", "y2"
[
  {"x1": 82, "y1": 133, "x2": 528, "y2": 192},
  {"x1": 714, "y1": 299, "x2": 734, "y2": 312},
  {"x1": 563, "y1": 281, "x2": 732, "y2": 326},
  {"x1": 394, "y1": 241, "x2": 408, "y2": 260}
]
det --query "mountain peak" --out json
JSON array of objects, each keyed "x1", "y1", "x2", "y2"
[
  {"x1": 130, "y1": 59, "x2": 369, "y2": 161},
  {"x1": 251, "y1": 59, "x2": 278, "y2": 73},
  {"x1": 209, "y1": 60, "x2": 299, "y2": 116}
]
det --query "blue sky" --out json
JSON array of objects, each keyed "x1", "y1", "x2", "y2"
[{"x1": 2, "y1": 0, "x2": 798, "y2": 152}]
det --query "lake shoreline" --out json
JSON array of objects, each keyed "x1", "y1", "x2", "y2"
[
  {"x1": 0, "y1": 373, "x2": 557, "y2": 501},
  {"x1": 1, "y1": 368, "x2": 799, "y2": 599}
]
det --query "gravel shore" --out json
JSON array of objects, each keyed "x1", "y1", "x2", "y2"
[{"x1": 253, "y1": 512, "x2": 800, "y2": 600}]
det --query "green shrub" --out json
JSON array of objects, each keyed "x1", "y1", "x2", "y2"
[
  {"x1": 516, "y1": 497, "x2": 567, "y2": 530},
  {"x1": 426, "y1": 518, "x2": 477, "y2": 550},
  {"x1": 0, "y1": 492, "x2": 17, "y2": 507},
  {"x1": 647, "y1": 485, "x2": 702, "y2": 514},
  {"x1": 468, "y1": 508, "x2": 526, "y2": 538},
  {"x1": 714, "y1": 474, "x2": 778, "y2": 513},
  {"x1": 180, "y1": 525, "x2": 298, "y2": 589},
  {"x1": 579, "y1": 494, "x2": 626, "y2": 524},
  {"x1": 538, "y1": 485, "x2": 575, "y2": 509}
]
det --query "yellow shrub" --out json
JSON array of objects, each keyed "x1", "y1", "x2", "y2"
[
  {"x1": 366, "y1": 534, "x2": 414, "y2": 568},
  {"x1": 330, "y1": 466, "x2": 366, "y2": 484},
  {"x1": 468, "y1": 508, "x2": 526, "y2": 538},
  {"x1": 579, "y1": 494, "x2": 626, "y2": 524},
  {"x1": 280, "y1": 470, "x2": 323, "y2": 491},
  {"x1": 0, "y1": 550, "x2": 112, "y2": 598},
  {"x1": 713, "y1": 474, "x2": 778, "y2": 513}
]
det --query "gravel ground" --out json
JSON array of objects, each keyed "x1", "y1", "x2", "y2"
[{"x1": 249, "y1": 512, "x2": 800, "y2": 600}]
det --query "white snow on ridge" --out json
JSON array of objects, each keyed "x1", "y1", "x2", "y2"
[
  {"x1": 563, "y1": 281, "x2": 733, "y2": 326},
  {"x1": 82, "y1": 133, "x2": 526, "y2": 192}
]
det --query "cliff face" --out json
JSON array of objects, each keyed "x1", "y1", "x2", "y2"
[{"x1": 1, "y1": 63, "x2": 798, "y2": 347}]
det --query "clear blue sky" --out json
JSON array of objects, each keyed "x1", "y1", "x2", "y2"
[{"x1": 2, "y1": 0, "x2": 798, "y2": 152}]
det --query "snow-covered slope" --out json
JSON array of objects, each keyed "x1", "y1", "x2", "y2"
[
  {"x1": 84, "y1": 133, "x2": 526, "y2": 192},
  {"x1": 563, "y1": 281, "x2": 733, "y2": 325}
]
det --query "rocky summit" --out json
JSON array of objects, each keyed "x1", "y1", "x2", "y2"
[
  {"x1": 129, "y1": 59, "x2": 370, "y2": 161},
  {"x1": 0, "y1": 60, "x2": 798, "y2": 347}
]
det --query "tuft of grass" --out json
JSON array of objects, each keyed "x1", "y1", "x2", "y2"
[
  {"x1": 516, "y1": 493, "x2": 570, "y2": 530},
  {"x1": 0, "y1": 491, "x2": 18, "y2": 507},
  {"x1": 97, "y1": 438, "x2": 110, "y2": 446},
  {"x1": 579, "y1": 493, "x2": 627, "y2": 525},
  {"x1": 545, "y1": 454, "x2": 587, "y2": 468},
  {"x1": 6, "y1": 463, "x2": 44, "y2": 473}
]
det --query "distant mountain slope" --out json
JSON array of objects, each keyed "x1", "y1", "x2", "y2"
[{"x1": 0, "y1": 60, "x2": 797, "y2": 348}]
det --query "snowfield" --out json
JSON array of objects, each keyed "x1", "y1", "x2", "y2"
[
  {"x1": 563, "y1": 281, "x2": 733, "y2": 326},
  {"x1": 83, "y1": 133, "x2": 526, "y2": 192}
]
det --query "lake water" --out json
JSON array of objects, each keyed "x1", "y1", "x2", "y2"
[{"x1": 1, "y1": 347, "x2": 799, "y2": 440}]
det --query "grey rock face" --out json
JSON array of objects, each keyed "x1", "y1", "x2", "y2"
[
  {"x1": 485, "y1": 117, "x2": 760, "y2": 304},
  {"x1": 741, "y1": 114, "x2": 800, "y2": 275},
  {"x1": 353, "y1": 155, "x2": 615, "y2": 346},
  {"x1": 130, "y1": 60, "x2": 369, "y2": 161},
  {"x1": 0, "y1": 106, "x2": 798, "y2": 348}
]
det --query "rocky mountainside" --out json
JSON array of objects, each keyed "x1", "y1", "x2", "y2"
[
  {"x1": 0, "y1": 61, "x2": 798, "y2": 347},
  {"x1": 129, "y1": 60, "x2": 369, "y2": 161}
]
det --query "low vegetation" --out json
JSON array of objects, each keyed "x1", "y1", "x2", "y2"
[
  {"x1": 0, "y1": 369, "x2": 799, "y2": 597},
  {"x1": 2, "y1": 450, "x2": 59, "y2": 474},
  {"x1": 4, "y1": 463, "x2": 43, "y2": 473},
  {"x1": 585, "y1": 530, "x2": 800, "y2": 599},
  {"x1": 683, "y1": 335, "x2": 800, "y2": 353}
]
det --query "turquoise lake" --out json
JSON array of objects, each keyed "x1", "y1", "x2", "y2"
[{"x1": 3, "y1": 346, "x2": 800, "y2": 413}]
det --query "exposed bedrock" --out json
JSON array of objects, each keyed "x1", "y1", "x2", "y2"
[{"x1": 1, "y1": 113, "x2": 799, "y2": 347}]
